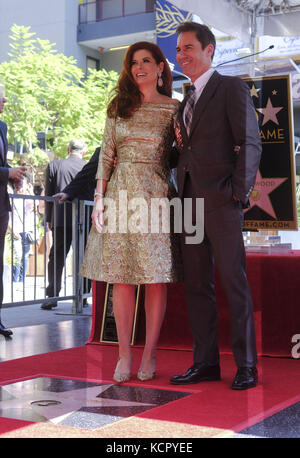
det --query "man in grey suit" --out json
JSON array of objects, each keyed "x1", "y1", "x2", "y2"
[
  {"x1": 52, "y1": 147, "x2": 100, "y2": 306},
  {"x1": 43, "y1": 139, "x2": 87, "y2": 310},
  {"x1": 0, "y1": 86, "x2": 27, "y2": 336},
  {"x1": 170, "y1": 22, "x2": 262, "y2": 390}
]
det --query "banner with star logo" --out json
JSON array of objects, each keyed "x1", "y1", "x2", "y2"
[
  {"x1": 243, "y1": 75, "x2": 298, "y2": 231},
  {"x1": 156, "y1": 0, "x2": 192, "y2": 75}
]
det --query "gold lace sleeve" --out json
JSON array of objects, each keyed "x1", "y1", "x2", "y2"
[{"x1": 96, "y1": 116, "x2": 117, "y2": 181}]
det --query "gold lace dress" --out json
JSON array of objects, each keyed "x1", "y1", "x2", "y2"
[{"x1": 80, "y1": 101, "x2": 182, "y2": 284}]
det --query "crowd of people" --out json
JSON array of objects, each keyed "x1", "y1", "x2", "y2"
[{"x1": 0, "y1": 22, "x2": 262, "y2": 390}]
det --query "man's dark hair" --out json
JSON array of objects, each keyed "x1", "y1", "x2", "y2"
[{"x1": 176, "y1": 21, "x2": 216, "y2": 60}]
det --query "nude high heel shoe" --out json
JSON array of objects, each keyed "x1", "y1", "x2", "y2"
[
  {"x1": 113, "y1": 358, "x2": 131, "y2": 383},
  {"x1": 137, "y1": 358, "x2": 156, "y2": 381}
]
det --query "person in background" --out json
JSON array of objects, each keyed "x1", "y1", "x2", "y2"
[
  {"x1": 53, "y1": 147, "x2": 101, "y2": 307},
  {"x1": 11, "y1": 173, "x2": 36, "y2": 287},
  {"x1": 37, "y1": 186, "x2": 52, "y2": 276},
  {"x1": 43, "y1": 139, "x2": 87, "y2": 310},
  {"x1": 0, "y1": 85, "x2": 27, "y2": 336},
  {"x1": 54, "y1": 147, "x2": 100, "y2": 204}
]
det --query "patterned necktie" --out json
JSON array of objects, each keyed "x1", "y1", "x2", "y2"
[{"x1": 184, "y1": 84, "x2": 196, "y2": 136}]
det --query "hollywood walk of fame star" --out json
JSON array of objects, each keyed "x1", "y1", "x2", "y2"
[
  {"x1": 272, "y1": 90, "x2": 277, "y2": 95},
  {"x1": 0, "y1": 380, "x2": 156, "y2": 427},
  {"x1": 245, "y1": 170, "x2": 288, "y2": 219},
  {"x1": 256, "y1": 98, "x2": 283, "y2": 126}
]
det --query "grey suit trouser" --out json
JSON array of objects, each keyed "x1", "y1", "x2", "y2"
[{"x1": 180, "y1": 176, "x2": 257, "y2": 368}]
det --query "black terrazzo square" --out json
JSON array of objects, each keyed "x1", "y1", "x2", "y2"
[
  {"x1": 98, "y1": 384, "x2": 190, "y2": 405},
  {"x1": 237, "y1": 401, "x2": 300, "y2": 438}
]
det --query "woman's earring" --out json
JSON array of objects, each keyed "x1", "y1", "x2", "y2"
[{"x1": 157, "y1": 73, "x2": 163, "y2": 88}]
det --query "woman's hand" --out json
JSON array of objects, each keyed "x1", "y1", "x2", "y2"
[{"x1": 92, "y1": 197, "x2": 105, "y2": 233}]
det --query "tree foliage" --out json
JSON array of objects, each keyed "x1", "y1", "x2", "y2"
[{"x1": 0, "y1": 24, "x2": 118, "y2": 161}]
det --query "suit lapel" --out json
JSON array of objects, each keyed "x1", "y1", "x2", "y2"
[
  {"x1": 0, "y1": 122, "x2": 7, "y2": 165},
  {"x1": 189, "y1": 71, "x2": 221, "y2": 138}
]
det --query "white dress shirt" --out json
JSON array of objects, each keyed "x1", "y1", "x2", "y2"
[
  {"x1": 183, "y1": 68, "x2": 215, "y2": 127},
  {"x1": 183, "y1": 68, "x2": 215, "y2": 132},
  {"x1": 192, "y1": 67, "x2": 215, "y2": 104}
]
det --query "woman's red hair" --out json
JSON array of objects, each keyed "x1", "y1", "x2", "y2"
[{"x1": 107, "y1": 41, "x2": 173, "y2": 119}]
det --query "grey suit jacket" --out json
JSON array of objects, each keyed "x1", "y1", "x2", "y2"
[
  {"x1": 175, "y1": 71, "x2": 262, "y2": 210},
  {"x1": 0, "y1": 120, "x2": 11, "y2": 217},
  {"x1": 62, "y1": 147, "x2": 100, "y2": 201},
  {"x1": 45, "y1": 154, "x2": 87, "y2": 227}
]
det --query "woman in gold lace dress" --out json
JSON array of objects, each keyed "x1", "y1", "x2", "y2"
[{"x1": 80, "y1": 41, "x2": 181, "y2": 383}]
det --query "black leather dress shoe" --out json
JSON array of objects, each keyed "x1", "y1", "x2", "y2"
[
  {"x1": 0, "y1": 321, "x2": 13, "y2": 337},
  {"x1": 83, "y1": 298, "x2": 88, "y2": 307},
  {"x1": 41, "y1": 301, "x2": 57, "y2": 310},
  {"x1": 170, "y1": 363, "x2": 221, "y2": 385},
  {"x1": 231, "y1": 367, "x2": 258, "y2": 390}
]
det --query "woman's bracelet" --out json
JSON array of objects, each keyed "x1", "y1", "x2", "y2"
[{"x1": 94, "y1": 192, "x2": 104, "y2": 199}]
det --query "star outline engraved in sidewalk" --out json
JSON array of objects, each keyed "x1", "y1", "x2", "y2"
[{"x1": 0, "y1": 377, "x2": 190, "y2": 430}]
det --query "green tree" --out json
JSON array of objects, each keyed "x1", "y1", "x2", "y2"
[{"x1": 0, "y1": 24, "x2": 118, "y2": 161}]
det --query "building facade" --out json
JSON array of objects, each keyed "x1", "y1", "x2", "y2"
[{"x1": 0, "y1": 0, "x2": 156, "y2": 73}]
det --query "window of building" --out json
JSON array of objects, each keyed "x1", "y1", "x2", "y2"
[{"x1": 86, "y1": 56, "x2": 100, "y2": 72}]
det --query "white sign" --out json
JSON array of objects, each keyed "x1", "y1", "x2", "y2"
[
  {"x1": 213, "y1": 37, "x2": 246, "y2": 67},
  {"x1": 259, "y1": 36, "x2": 300, "y2": 59},
  {"x1": 292, "y1": 73, "x2": 300, "y2": 101}
]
